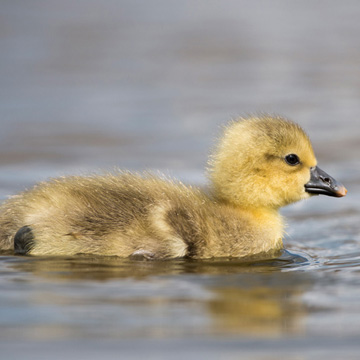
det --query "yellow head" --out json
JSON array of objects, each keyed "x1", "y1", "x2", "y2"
[{"x1": 209, "y1": 115, "x2": 346, "y2": 210}]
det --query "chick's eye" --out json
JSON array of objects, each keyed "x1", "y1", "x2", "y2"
[{"x1": 285, "y1": 154, "x2": 300, "y2": 166}]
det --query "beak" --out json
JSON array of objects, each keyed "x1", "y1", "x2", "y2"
[{"x1": 305, "y1": 166, "x2": 347, "y2": 197}]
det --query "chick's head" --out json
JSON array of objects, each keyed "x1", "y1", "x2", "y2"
[{"x1": 209, "y1": 115, "x2": 317, "y2": 210}]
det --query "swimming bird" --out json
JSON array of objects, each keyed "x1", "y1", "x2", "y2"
[{"x1": 0, "y1": 115, "x2": 347, "y2": 259}]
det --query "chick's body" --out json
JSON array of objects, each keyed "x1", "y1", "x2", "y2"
[
  {"x1": 0, "y1": 173, "x2": 283, "y2": 258},
  {"x1": 0, "y1": 115, "x2": 346, "y2": 258}
]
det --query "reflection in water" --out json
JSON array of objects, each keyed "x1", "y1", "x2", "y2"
[
  {"x1": 209, "y1": 286, "x2": 305, "y2": 337},
  {"x1": 0, "y1": 252, "x2": 309, "y2": 340},
  {"x1": 1, "y1": 249, "x2": 307, "y2": 280}
]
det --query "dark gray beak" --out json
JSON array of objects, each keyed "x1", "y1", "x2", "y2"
[{"x1": 305, "y1": 166, "x2": 347, "y2": 197}]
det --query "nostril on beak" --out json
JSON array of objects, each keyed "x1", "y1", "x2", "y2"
[{"x1": 320, "y1": 176, "x2": 331, "y2": 185}]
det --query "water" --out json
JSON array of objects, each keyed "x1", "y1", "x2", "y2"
[{"x1": 1, "y1": 1, "x2": 360, "y2": 358}]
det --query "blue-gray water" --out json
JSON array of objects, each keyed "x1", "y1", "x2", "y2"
[{"x1": 1, "y1": 1, "x2": 360, "y2": 359}]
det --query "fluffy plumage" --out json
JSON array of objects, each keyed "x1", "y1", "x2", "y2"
[{"x1": 0, "y1": 115, "x2": 346, "y2": 258}]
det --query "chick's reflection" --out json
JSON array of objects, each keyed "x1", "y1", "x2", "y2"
[
  {"x1": 6, "y1": 255, "x2": 308, "y2": 337},
  {"x1": 208, "y1": 285, "x2": 304, "y2": 336}
]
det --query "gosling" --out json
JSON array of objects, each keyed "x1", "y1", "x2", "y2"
[{"x1": 0, "y1": 115, "x2": 347, "y2": 259}]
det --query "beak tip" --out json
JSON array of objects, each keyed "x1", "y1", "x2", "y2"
[
  {"x1": 337, "y1": 186, "x2": 347, "y2": 197},
  {"x1": 334, "y1": 184, "x2": 347, "y2": 197}
]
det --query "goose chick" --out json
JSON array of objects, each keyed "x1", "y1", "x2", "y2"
[{"x1": 0, "y1": 115, "x2": 347, "y2": 259}]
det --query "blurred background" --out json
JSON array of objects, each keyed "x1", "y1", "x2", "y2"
[
  {"x1": 1, "y1": 1, "x2": 360, "y2": 359},
  {"x1": 1, "y1": 0, "x2": 359, "y2": 195}
]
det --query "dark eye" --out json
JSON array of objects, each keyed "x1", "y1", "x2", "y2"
[{"x1": 285, "y1": 154, "x2": 300, "y2": 166}]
